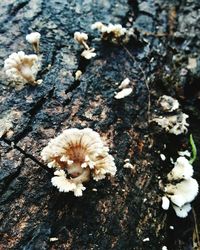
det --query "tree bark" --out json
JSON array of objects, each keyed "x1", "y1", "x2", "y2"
[{"x1": 0, "y1": 0, "x2": 200, "y2": 249}]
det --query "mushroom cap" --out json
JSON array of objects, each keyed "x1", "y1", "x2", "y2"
[{"x1": 26, "y1": 32, "x2": 41, "y2": 44}]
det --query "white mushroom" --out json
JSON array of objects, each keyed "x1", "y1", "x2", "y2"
[
  {"x1": 153, "y1": 112, "x2": 189, "y2": 135},
  {"x1": 74, "y1": 32, "x2": 96, "y2": 59},
  {"x1": 41, "y1": 128, "x2": 116, "y2": 196},
  {"x1": 4, "y1": 51, "x2": 39, "y2": 85},
  {"x1": 114, "y1": 88, "x2": 132, "y2": 99},
  {"x1": 167, "y1": 156, "x2": 193, "y2": 181},
  {"x1": 81, "y1": 48, "x2": 96, "y2": 60},
  {"x1": 26, "y1": 32, "x2": 41, "y2": 53}
]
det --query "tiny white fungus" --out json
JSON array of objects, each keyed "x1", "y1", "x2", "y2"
[
  {"x1": 74, "y1": 31, "x2": 96, "y2": 59},
  {"x1": 81, "y1": 48, "x2": 96, "y2": 60},
  {"x1": 167, "y1": 157, "x2": 193, "y2": 181},
  {"x1": 91, "y1": 22, "x2": 133, "y2": 44},
  {"x1": 163, "y1": 155, "x2": 199, "y2": 218},
  {"x1": 49, "y1": 237, "x2": 58, "y2": 242},
  {"x1": 162, "y1": 196, "x2": 170, "y2": 210},
  {"x1": 166, "y1": 178, "x2": 198, "y2": 207},
  {"x1": 114, "y1": 88, "x2": 132, "y2": 99},
  {"x1": 160, "y1": 154, "x2": 166, "y2": 161},
  {"x1": 158, "y1": 95, "x2": 179, "y2": 112},
  {"x1": 118, "y1": 78, "x2": 130, "y2": 89},
  {"x1": 4, "y1": 51, "x2": 40, "y2": 85},
  {"x1": 178, "y1": 150, "x2": 191, "y2": 158},
  {"x1": 143, "y1": 238, "x2": 150, "y2": 242},
  {"x1": 123, "y1": 162, "x2": 134, "y2": 169},
  {"x1": 75, "y1": 70, "x2": 82, "y2": 80},
  {"x1": 172, "y1": 203, "x2": 192, "y2": 218},
  {"x1": 153, "y1": 112, "x2": 189, "y2": 135},
  {"x1": 26, "y1": 32, "x2": 41, "y2": 53}
]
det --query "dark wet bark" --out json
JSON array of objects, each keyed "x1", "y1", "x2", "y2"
[{"x1": 0, "y1": 0, "x2": 200, "y2": 249}]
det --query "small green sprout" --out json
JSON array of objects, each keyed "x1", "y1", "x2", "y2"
[{"x1": 189, "y1": 134, "x2": 197, "y2": 164}]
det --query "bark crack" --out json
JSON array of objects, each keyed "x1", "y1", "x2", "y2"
[{"x1": 1, "y1": 138, "x2": 52, "y2": 175}]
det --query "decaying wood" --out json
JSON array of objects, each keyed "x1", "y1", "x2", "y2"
[{"x1": 0, "y1": 0, "x2": 200, "y2": 249}]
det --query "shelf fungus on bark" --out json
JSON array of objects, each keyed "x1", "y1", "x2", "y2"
[
  {"x1": 158, "y1": 95, "x2": 179, "y2": 112},
  {"x1": 26, "y1": 32, "x2": 41, "y2": 53},
  {"x1": 162, "y1": 156, "x2": 199, "y2": 218},
  {"x1": 153, "y1": 112, "x2": 189, "y2": 135},
  {"x1": 41, "y1": 128, "x2": 116, "y2": 196},
  {"x1": 153, "y1": 95, "x2": 189, "y2": 135},
  {"x1": 4, "y1": 51, "x2": 40, "y2": 86}
]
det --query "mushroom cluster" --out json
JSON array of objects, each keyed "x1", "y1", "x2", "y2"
[
  {"x1": 41, "y1": 128, "x2": 116, "y2": 196},
  {"x1": 91, "y1": 22, "x2": 134, "y2": 44},
  {"x1": 162, "y1": 156, "x2": 199, "y2": 217}
]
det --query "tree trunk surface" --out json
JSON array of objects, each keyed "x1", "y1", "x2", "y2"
[{"x1": 0, "y1": 0, "x2": 200, "y2": 249}]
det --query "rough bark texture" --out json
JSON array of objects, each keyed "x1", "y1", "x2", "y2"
[{"x1": 0, "y1": 0, "x2": 200, "y2": 249}]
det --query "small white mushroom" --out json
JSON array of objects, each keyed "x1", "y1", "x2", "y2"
[
  {"x1": 160, "y1": 154, "x2": 166, "y2": 161},
  {"x1": 81, "y1": 48, "x2": 96, "y2": 60},
  {"x1": 74, "y1": 32, "x2": 89, "y2": 50},
  {"x1": 118, "y1": 78, "x2": 130, "y2": 89},
  {"x1": 161, "y1": 196, "x2": 170, "y2": 210},
  {"x1": 49, "y1": 237, "x2": 59, "y2": 242},
  {"x1": 114, "y1": 88, "x2": 132, "y2": 99},
  {"x1": 143, "y1": 238, "x2": 150, "y2": 242},
  {"x1": 75, "y1": 70, "x2": 82, "y2": 80},
  {"x1": 91, "y1": 22, "x2": 106, "y2": 31},
  {"x1": 26, "y1": 32, "x2": 41, "y2": 53},
  {"x1": 4, "y1": 51, "x2": 40, "y2": 85}
]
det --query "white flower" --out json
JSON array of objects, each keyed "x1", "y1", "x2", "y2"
[
  {"x1": 41, "y1": 128, "x2": 116, "y2": 196},
  {"x1": 167, "y1": 157, "x2": 193, "y2": 181}
]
